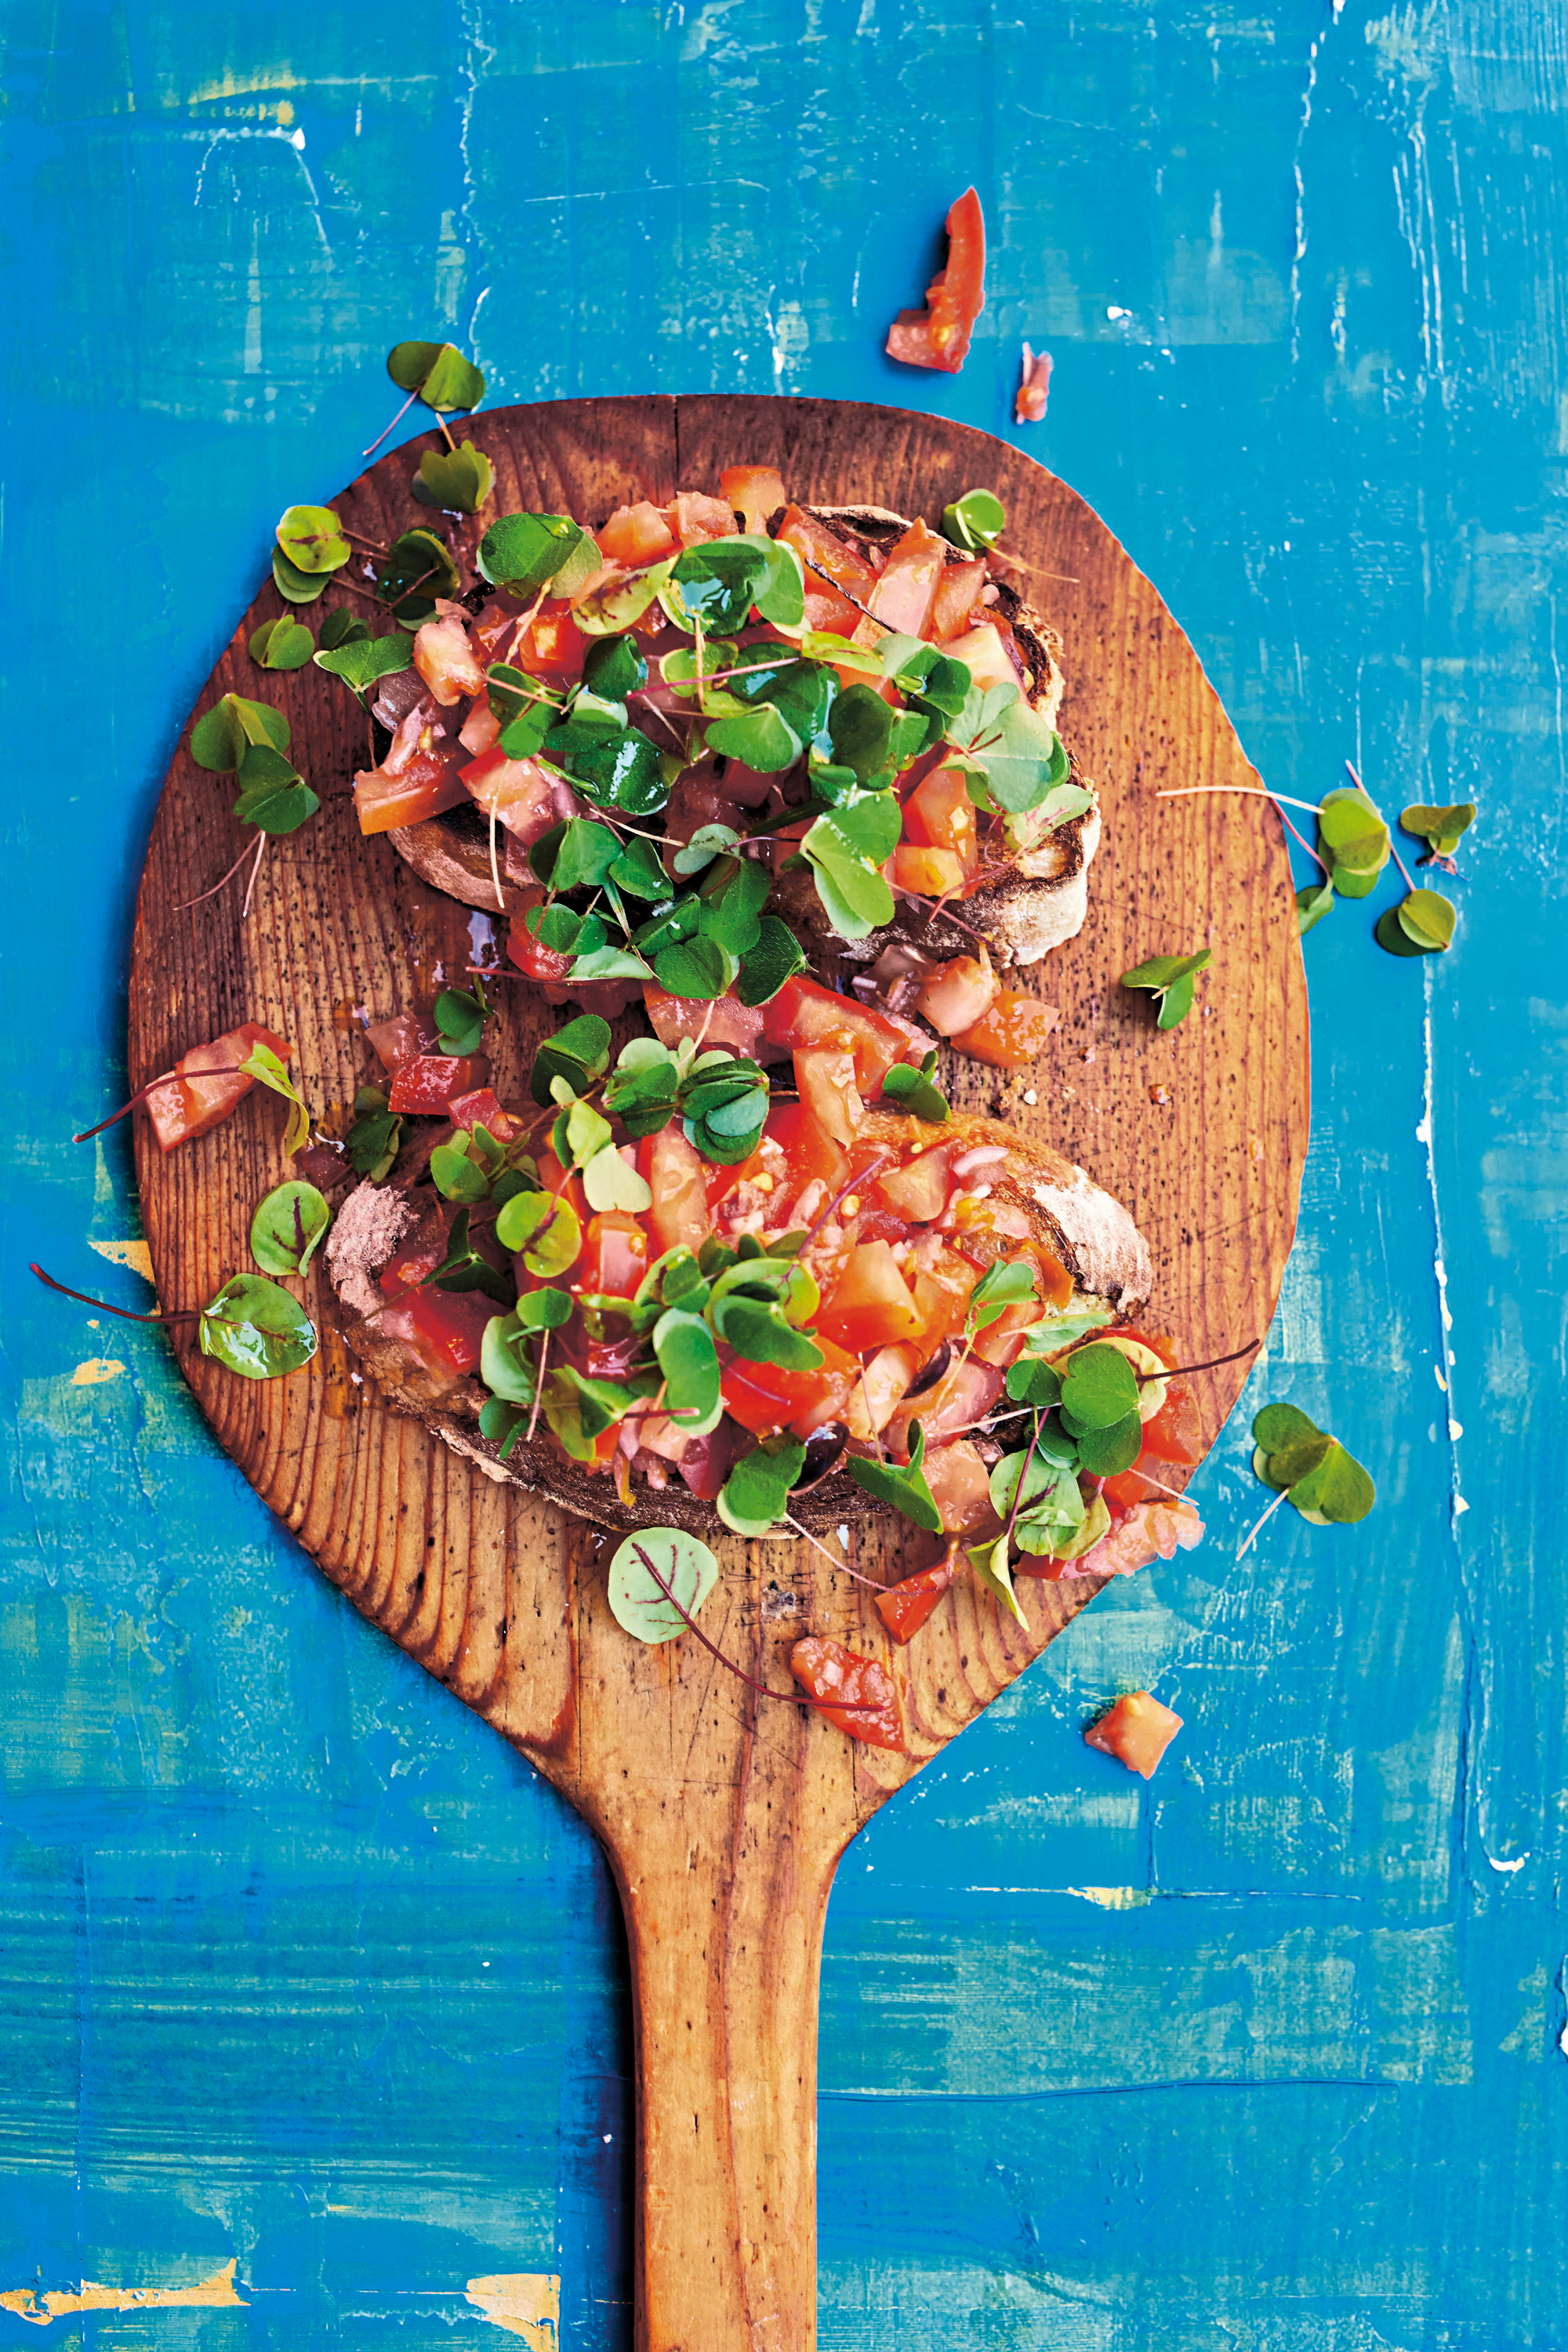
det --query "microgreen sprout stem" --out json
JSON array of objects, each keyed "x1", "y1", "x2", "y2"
[
  {"x1": 30, "y1": 1265, "x2": 199, "y2": 1325},
  {"x1": 72, "y1": 1068, "x2": 251, "y2": 1143},
  {"x1": 1344, "y1": 764, "x2": 1417, "y2": 892},
  {"x1": 630, "y1": 1544, "x2": 887, "y2": 1715},
  {"x1": 1236, "y1": 1482, "x2": 1290, "y2": 1561},
  {"x1": 362, "y1": 386, "x2": 421, "y2": 459},
  {"x1": 177, "y1": 838, "x2": 264, "y2": 912}
]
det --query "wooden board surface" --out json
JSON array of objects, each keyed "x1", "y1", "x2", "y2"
[{"x1": 127, "y1": 394, "x2": 1308, "y2": 2351}]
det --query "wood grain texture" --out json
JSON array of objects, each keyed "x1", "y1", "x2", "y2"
[{"x1": 127, "y1": 394, "x2": 1307, "y2": 2350}]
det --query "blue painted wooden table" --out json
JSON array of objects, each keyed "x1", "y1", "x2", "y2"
[{"x1": 3, "y1": 2, "x2": 1562, "y2": 2343}]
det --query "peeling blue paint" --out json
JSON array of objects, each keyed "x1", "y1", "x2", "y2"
[{"x1": 2, "y1": 0, "x2": 1564, "y2": 2343}]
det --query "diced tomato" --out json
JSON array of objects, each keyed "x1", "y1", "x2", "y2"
[
  {"x1": 388, "y1": 1054, "x2": 480, "y2": 1116},
  {"x1": 1102, "y1": 1464, "x2": 1177, "y2": 1512},
  {"x1": 902, "y1": 768, "x2": 980, "y2": 875},
  {"x1": 915, "y1": 955, "x2": 997, "y2": 1038},
  {"x1": 721, "y1": 1338, "x2": 858, "y2": 1441},
  {"x1": 1139, "y1": 1380, "x2": 1203, "y2": 1466},
  {"x1": 952, "y1": 989, "x2": 1061, "y2": 1069},
  {"x1": 459, "y1": 699, "x2": 501, "y2": 757},
  {"x1": 509, "y1": 892, "x2": 575, "y2": 985},
  {"x1": 643, "y1": 985, "x2": 766, "y2": 1060},
  {"x1": 535, "y1": 1149, "x2": 590, "y2": 1228},
  {"x1": 1015, "y1": 343, "x2": 1052, "y2": 424},
  {"x1": 876, "y1": 1552, "x2": 958, "y2": 1645},
  {"x1": 929, "y1": 557, "x2": 988, "y2": 643},
  {"x1": 795, "y1": 1046, "x2": 864, "y2": 1148},
  {"x1": 884, "y1": 186, "x2": 986, "y2": 375},
  {"x1": 924, "y1": 1438, "x2": 996, "y2": 1534},
  {"x1": 354, "y1": 702, "x2": 469, "y2": 835},
  {"x1": 887, "y1": 1353, "x2": 1000, "y2": 1460},
  {"x1": 789, "y1": 1636, "x2": 904, "y2": 1751},
  {"x1": 579, "y1": 1212, "x2": 648, "y2": 1299},
  {"x1": 379, "y1": 1235, "x2": 443, "y2": 1304},
  {"x1": 1083, "y1": 1691, "x2": 1183, "y2": 1780},
  {"x1": 718, "y1": 465, "x2": 789, "y2": 532},
  {"x1": 448, "y1": 1087, "x2": 521, "y2": 1145},
  {"x1": 817, "y1": 1240, "x2": 923, "y2": 1352},
  {"x1": 844, "y1": 1343, "x2": 920, "y2": 1441},
  {"x1": 144, "y1": 1021, "x2": 293, "y2": 1152},
  {"x1": 365, "y1": 1010, "x2": 437, "y2": 1076},
  {"x1": 641, "y1": 1125, "x2": 711, "y2": 1258},
  {"x1": 460, "y1": 746, "x2": 561, "y2": 843},
  {"x1": 670, "y1": 491, "x2": 737, "y2": 546},
  {"x1": 857, "y1": 518, "x2": 946, "y2": 641},
  {"x1": 515, "y1": 598, "x2": 586, "y2": 677},
  {"x1": 873, "y1": 1148, "x2": 951, "y2": 1225},
  {"x1": 761, "y1": 975, "x2": 908, "y2": 1092},
  {"x1": 942, "y1": 619, "x2": 1023, "y2": 693},
  {"x1": 597, "y1": 501, "x2": 681, "y2": 566},
  {"x1": 762, "y1": 1100, "x2": 848, "y2": 1211},
  {"x1": 774, "y1": 506, "x2": 880, "y2": 634},
  {"x1": 891, "y1": 844, "x2": 966, "y2": 898},
  {"x1": 412, "y1": 614, "x2": 486, "y2": 706},
  {"x1": 400, "y1": 1284, "x2": 495, "y2": 1382}
]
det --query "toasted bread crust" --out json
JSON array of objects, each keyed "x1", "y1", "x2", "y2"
[{"x1": 323, "y1": 1109, "x2": 1152, "y2": 1538}]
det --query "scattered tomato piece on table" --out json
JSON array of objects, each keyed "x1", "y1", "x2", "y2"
[
  {"x1": 885, "y1": 187, "x2": 987, "y2": 375},
  {"x1": 1083, "y1": 1691, "x2": 1183, "y2": 1779},
  {"x1": 790, "y1": 1635, "x2": 905, "y2": 1751}
]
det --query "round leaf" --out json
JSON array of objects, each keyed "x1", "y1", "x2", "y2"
[
  {"x1": 608, "y1": 1529, "x2": 720, "y2": 1644},
  {"x1": 250, "y1": 617, "x2": 314, "y2": 671},
  {"x1": 272, "y1": 548, "x2": 329, "y2": 604},
  {"x1": 198, "y1": 1275, "x2": 318, "y2": 1380},
  {"x1": 276, "y1": 505, "x2": 350, "y2": 575},
  {"x1": 249, "y1": 1181, "x2": 331, "y2": 1275},
  {"x1": 1395, "y1": 888, "x2": 1456, "y2": 952},
  {"x1": 1374, "y1": 908, "x2": 1430, "y2": 959},
  {"x1": 941, "y1": 488, "x2": 1006, "y2": 552},
  {"x1": 387, "y1": 339, "x2": 485, "y2": 411}
]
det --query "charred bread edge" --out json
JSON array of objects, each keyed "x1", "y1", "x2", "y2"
[
  {"x1": 383, "y1": 504, "x2": 1102, "y2": 969},
  {"x1": 323, "y1": 1113, "x2": 1154, "y2": 1541}
]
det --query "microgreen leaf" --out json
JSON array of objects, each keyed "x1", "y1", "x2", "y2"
[
  {"x1": 422, "y1": 1207, "x2": 512, "y2": 1302},
  {"x1": 479, "y1": 1311, "x2": 539, "y2": 1408},
  {"x1": 434, "y1": 984, "x2": 488, "y2": 1057},
  {"x1": 608, "y1": 1529, "x2": 720, "y2": 1643},
  {"x1": 1058, "y1": 1342, "x2": 1140, "y2": 1429},
  {"x1": 238, "y1": 1044, "x2": 310, "y2": 1156},
  {"x1": 800, "y1": 800, "x2": 900, "y2": 939},
  {"x1": 672, "y1": 823, "x2": 741, "y2": 878},
  {"x1": 574, "y1": 561, "x2": 675, "y2": 637},
  {"x1": 387, "y1": 339, "x2": 485, "y2": 412},
  {"x1": 582, "y1": 1145, "x2": 652, "y2": 1214},
  {"x1": 1296, "y1": 880, "x2": 1335, "y2": 936},
  {"x1": 376, "y1": 528, "x2": 459, "y2": 623},
  {"x1": 735, "y1": 915, "x2": 808, "y2": 1006},
  {"x1": 1377, "y1": 888, "x2": 1457, "y2": 958},
  {"x1": 495, "y1": 1188, "x2": 582, "y2": 1278},
  {"x1": 581, "y1": 633, "x2": 648, "y2": 701},
  {"x1": 1018, "y1": 1305, "x2": 1115, "y2": 1356},
  {"x1": 248, "y1": 617, "x2": 314, "y2": 671},
  {"x1": 531, "y1": 1014, "x2": 612, "y2": 1107},
  {"x1": 1119, "y1": 948, "x2": 1211, "y2": 1029},
  {"x1": 313, "y1": 632, "x2": 415, "y2": 696},
  {"x1": 276, "y1": 505, "x2": 350, "y2": 575},
  {"x1": 413, "y1": 439, "x2": 494, "y2": 514},
  {"x1": 969, "y1": 1533, "x2": 1028, "y2": 1625},
  {"x1": 249, "y1": 1181, "x2": 331, "y2": 1275},
  {"x1": 880, "y1": 1054, "x2": 949, "y2": 1123},
  {"x1": 273, "y1": 549, "x2": 329, "y2": 604},
  {"x1": 941, "y1": 488, "x2": 1006, "y2": 553},
  {"x1": 478, "y1": 511, "x2": 594, "y2": 598},
  {"x1": 189, "y1": 693, "x2": 290, "y2": 774},
  {"x1": 345, "y1": 1086, "x2": 402, "y2": 1181},
  {"x1": 318, "y1": 608, "x2": 370, "y2": 651},
  {"x1": 652, "y1": 1308, "x2": 723, "y2": 1436},
  {"x1": 665, "y1": 539, "x2": 769, "y2": 633},
  {"x1": 717, "y1": 1441, "x2": 806, "y2": 1537},
  {"x1": 232, "y1": 743, "x2": 320, "y2": 837},
  {"x1": 198, "y1": 1274, "x2": 318, "y2": 1380},
  {"x1": 966, "y1": 1258, "x2": 1036, "y2": 1336},
  {"x1": 429, "y1": 1138, "x2": 492, "y2": 1203},
  {"x1": 655, "y1": 936, "x2": 735, "y2": 1001},
  {"x1": 1400, "y1": 801, "x2": 1475, "y2": 858},
  {"x1": 1250, "y1": 1402, "x2": 1377, "y2": 1526},
  {"x1": 705, "y1": 702, "x2": 803, "y2": 772},
  {"x1": 844, "y1": 1422, "x2": 943, "y2": 1534}
]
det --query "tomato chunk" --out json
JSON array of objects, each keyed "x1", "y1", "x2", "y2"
[
  {"x1": 762, "y1": 1101, "x2": 848, "y2": 1212},
  {"x1": 354, "y1": 709, "x2": 469, "y2": 836},
  {"x1": 644, "y1": 985, "x2": 767, "y2": 1060},
  {"x1": 952, "y1": 989, "x2": 1061, "y2": 1069},
  {"x1": 1083, "y1": 1691, "x2": 1183, "y2": 1780},
  {"x1": 514, "y1": 598, "x2": 587, "y2": 677},
  {"x1": 365, "y1": 1010, "x2": 437, "y2": 1076},
  {"x1": 789, "y1": 1636, "x2": 904, "y2": 1751},
  {"x1": 719, "y1": 464, "x2": 789, "y2": 532},
  {"x1": 144, "y1": 1021, "x2": 293, "y2": 1152},
  {"x1": 929, "y1": 556, "x2": 987, "y2": 643},
  {"x1": 761, "y1": 975, "x2": 907, "y2": 1092},
  {"x1": 447, "y1": 1087, "x2": 521, "y2": 1145},
  {"x1": 775, "y1": 506, "x2": 880, "y2": 634},
  {"x1": 460, "y1": 747, "x2": 561, "y2": 842},
  {"x1": 795, "y1": 1045, "x2": 864, "y2": 1148},
  {"x1": 509, "y1": 893, "x2": 575, "y2": 985},
  {"x1": 902, "y1": 768, "x2": 980, "y2": 875},
  {"x1": 721, "y1": 1339, "x2": 858, "y2": 1441},
  {"x1": 884, "y1": 186, "x2": 985, "y2": 375},
  {"x1": 1140, "y1": 1380, "x2": 1203, "y2": 1466},
  {"x1": 412, "y1": 613, "x2": 485, "y2": 706},
  {"x1": 641, "y1": 1125, "x2": 711, "y2": 1258},
  {"x1": 817, "y1": 1240, "x2": 924, "y2": 1352},
  {"x1": 875, "y1": 1554, "x2": 958, "y2": 1646},
  {"x1": 892, "y1": 844, "x2": 966, "y2": 898},
  {"x1": 579, "y1": 1211, "x2": 648, "y2": 1298},
  {"x1": 597, "y1": 501, "x2": 680, "y2": 566},
  {"x1": 670, "y1": 491, "x2": 737, "y2": 546},
  {"x1": 402, "y1": 1285, "x2": 495, "y2": 1381},
  {"x1": 388, "y1": 1055, "x2": 481, "y2": 1116}
]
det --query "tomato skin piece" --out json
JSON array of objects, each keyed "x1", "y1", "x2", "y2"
[
  {"x1": 884, "y1": 187, "x2": 986, "y2": 375},
  {"x1": 447, "y1": 1087, "x2": 521, "y2": 1145},
  {"x1": 719, "y1": 465, "x2": 789, "y2": 532},
  {"x1": 145, "y1": 1021, "x2": 293, "y2": 1152},
  {"x1": 817, "y1": 1240, "x2": 924, "y2": 1353},
  {"x1": 721, "y1": 1340, "x2": 858, "y2": 1441},
  {"x1": 875, "y1": 1554, "x2": 957, "y2": 1645},
  {"x1": 951, "y1": 989, "x2": 1061, "y2": 1069},
  {"x1": 760, "y1": 975, "x2": 907, "y2": 1093},
  {"x1": 1084, "y1": 1690, "x2": 1182, "y2": 1780},
  {"x1": 459, "y1": 746, "x2": 561, "y2": 843},
  {"x1": 670, "y1": 491, "x2": 738, "y2": 546},
  {"x1": 1140, "y1": 1380, "x2": 1203, "y2": 1465},
  {"x1": 597, "y1": 501, "x2": 680, "y2": 565},
  {"x1": 388, "y1": 1054, "x2": 481, "y2": 1116},
  {"x1": 790, "y1": 1636, "x2": 905, "y2": 1751}
]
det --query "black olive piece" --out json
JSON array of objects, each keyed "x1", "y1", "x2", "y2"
[
  {"x1": 903, "y1": 1339, "x2": 952, "y2": 1399},
  {"x1": 793, "y1": 1421, "x2": 849, "y2": 1492}
]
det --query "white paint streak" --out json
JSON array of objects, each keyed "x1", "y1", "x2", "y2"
[{"x1": 1417, "y1": 993, "x2": 1466, "y2": 1526}]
